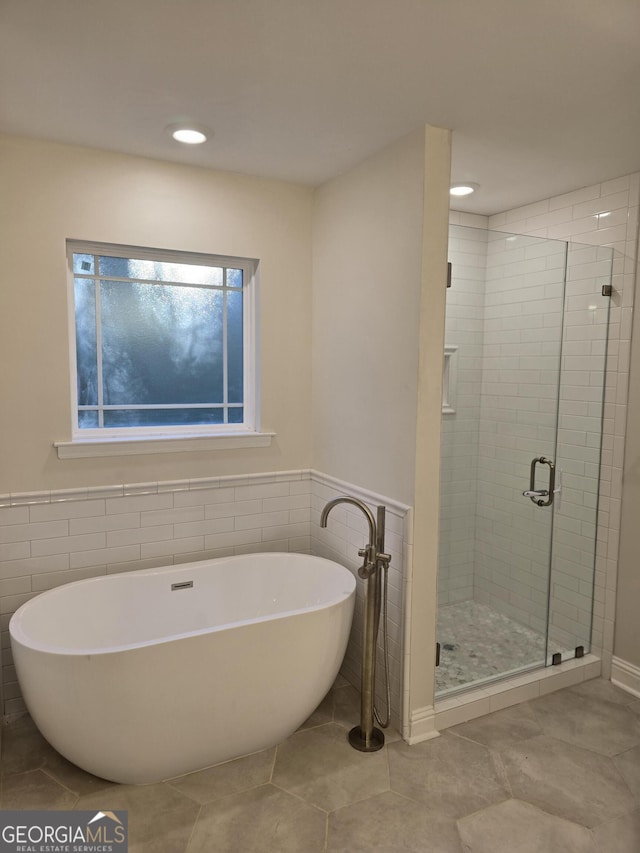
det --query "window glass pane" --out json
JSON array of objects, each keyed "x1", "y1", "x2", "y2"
[
  {"x1": 98, "y1": 256, "x2": 223, "y2": 286},
  {"x1": 73, "y1": 254, "x2": 95, "y2": 274},
  {"x1": 227, "y1": 289, "x2": 244, "y2": 404},
  {"x1": 227, "y1": 268, "x2": 243, "y2": 288},
  {"x1": 78, "y1": 410, "x2": 99, "y2": 428},
  {"x1": 100, "y1": 281, "x2": 224, "y2": 406},
  {"x1": 74, "y1": 278, "x2": 98, "y2": 406},
  {"x1": 103, "y1": 409, "x2": 225, "y2": 427},
  {"x1": 98, "y1": 256, "x2": 130, "y2": 278},
  {"x1": 70, "y1": 243, "x2": 253, "y2": 434}
]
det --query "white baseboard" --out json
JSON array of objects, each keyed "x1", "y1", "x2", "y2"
[
  {"x1": 402, "y1": 705, "x2": 440, "y2": 744},
  {"x1": 611, "y1": 656, "x2": 640, "y2": 699}
]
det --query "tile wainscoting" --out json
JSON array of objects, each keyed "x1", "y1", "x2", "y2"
[{"x1": 0, "y1": 470, "x2": 412, "y2": 729}]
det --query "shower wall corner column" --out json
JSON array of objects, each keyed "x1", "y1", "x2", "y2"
[
  {"x1": 309, "y1": 122, "x2": 452, "y2": 743},
  {"x1": 403, "y1": 125, "x2": 451, "y2": 743}
]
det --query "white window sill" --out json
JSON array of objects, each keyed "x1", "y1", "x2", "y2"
[{"x1": 54, "y1": 432, "x2": 275, "y2": 459}]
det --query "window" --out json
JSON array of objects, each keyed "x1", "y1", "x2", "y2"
[{"x1": 63, "y1": 241, "x2": 261, "y2": 452}]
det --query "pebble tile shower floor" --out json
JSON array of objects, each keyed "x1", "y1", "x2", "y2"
[
  {"x1": 436, "y1": 600, "x2": 548, "y2": 695},
  {"x1": 1, "y1": 678, "x2": 639, "y2": 852}
]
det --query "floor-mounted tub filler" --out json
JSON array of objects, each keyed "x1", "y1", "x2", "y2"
[
  {"x1": 9, "y1": 552, "x2": 356, "y2": 785},
  {"x1": 321, "y1": 496, "x2": 392, "y2": 753}
]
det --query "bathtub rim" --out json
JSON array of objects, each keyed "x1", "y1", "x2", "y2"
[{"x1": 9, "y1": 551, "x2": 357, "y2": 657}]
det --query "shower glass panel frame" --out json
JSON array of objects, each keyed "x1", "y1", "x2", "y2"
[{"x1": 436, "y1": 225, "x2": 612, "y2": 698}]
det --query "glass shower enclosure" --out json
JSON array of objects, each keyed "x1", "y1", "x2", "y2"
[{"x1": 436, "y1": 224, "x2": 612, "y2": 696}]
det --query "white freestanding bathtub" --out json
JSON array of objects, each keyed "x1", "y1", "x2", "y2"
[{"x1": 10, "y1": 552, "x2": 356, "y2": 784}]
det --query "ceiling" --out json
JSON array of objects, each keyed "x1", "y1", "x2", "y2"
[{"x1": 1, "y1": 0, "x2": 639, "y2": 215}]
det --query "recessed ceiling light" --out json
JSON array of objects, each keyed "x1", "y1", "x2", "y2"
[
  {"x1": 166, "y1": 123, "x2": 210, "y2": 145},
  {"x1": 450, "y1": 182, "x2": 479, "y2": 197}
]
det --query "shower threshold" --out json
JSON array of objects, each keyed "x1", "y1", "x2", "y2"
[{"x1": 434, "y1": 653, "x2": 602, "y2": 733}]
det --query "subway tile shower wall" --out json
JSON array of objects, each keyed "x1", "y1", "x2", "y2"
[
  {"x1": 0, "y1": 471, "x2": 410, "y2": 720},
  {"x1": 491, "y1": 174, "x2": 640, "y2": 676},
  {"x1": 452, "y1": 170, "x2": 640, "y2": 676},
  {"x1": 475, "y1": 230, "x2": 603, "y2": 654}
]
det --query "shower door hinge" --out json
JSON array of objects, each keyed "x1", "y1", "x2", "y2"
[
  {"x1": 575, "y1": 645, "x2": 584, "y2": 658},
  {"x1": 436, "y1": 642, "x2": 441, "y2": 666},
  {"x1": 602, "y1": 284, "x2": 612, "y2": 297},
  {"x1": 552, "y1": 652, "x2": 562, "y2": 666},
  {"x1": 447, "y1": 262, "x2": 452, "y2": 288}
]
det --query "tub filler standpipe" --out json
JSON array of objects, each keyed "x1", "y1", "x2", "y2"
[{"x1": 320, "y1": 497, "x2": 391, "y2": 752}]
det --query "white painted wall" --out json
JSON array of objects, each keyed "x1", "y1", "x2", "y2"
[
  {"x1": 311, "y1": 128, "x2": 427, "y2": 506},
  {"x1": 1, "y1": 129, "x2": 453, "y2": 734},
  {"x1": 312, "y1": 125, "x2": 453, "y2": 739},
  {"x1": 0, "y1": 135, "x2": 314, "y2": 493}
]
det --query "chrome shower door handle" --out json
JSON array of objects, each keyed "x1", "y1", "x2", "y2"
[{"x1": 525, "y1": 456, "x2": 556, "y2": 506}]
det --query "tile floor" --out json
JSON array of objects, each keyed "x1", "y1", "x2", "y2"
[
  {"x1": 436, "y1": 600, "x2": 547, "y2": 695},
  {"x1": 1, "y1": 678, "x2": 639, "y2": 852}
]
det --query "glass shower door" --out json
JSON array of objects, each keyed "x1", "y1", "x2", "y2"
[
  {"x1": 437, "y1": 227, "x2": 568, "y2": 694},
  {"x1": 470, "y1": 230, "x2": 566, "y2": 686},
  {"x1": 437, "y1": 226, "x2": 613, "y2": 697},
  {"x1": 545, "y1": 243, "x2": 613, "y2": 666}
]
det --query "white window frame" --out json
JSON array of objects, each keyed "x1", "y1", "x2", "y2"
[{"x1": 55, "y1": 241, "x2": 272, "y2": 458}]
